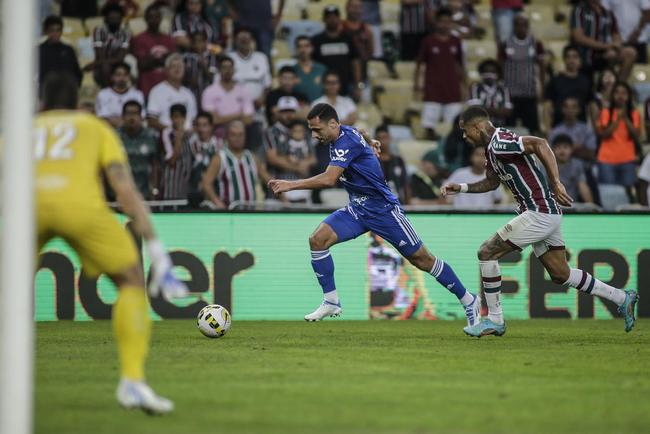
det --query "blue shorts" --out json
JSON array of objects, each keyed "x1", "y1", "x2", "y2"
[{"x1": 323, "y1": 205, "x2": 423, "y2": 257}]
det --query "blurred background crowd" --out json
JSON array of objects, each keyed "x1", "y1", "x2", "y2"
[{"x1": 37, "y1": 0, "x2": 650, "y2": 211}]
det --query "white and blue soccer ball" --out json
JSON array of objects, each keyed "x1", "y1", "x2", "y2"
[{"x1": 197, "y1": 304, "x2": 231, "y2": 338}]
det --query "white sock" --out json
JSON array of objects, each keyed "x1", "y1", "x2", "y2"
[
  {"x1": 460, "y1": 291, "x2": 475, "y2": 307},
  {"x1": 480, "y1": 260, "x2": 503, "y2": 324},
  {"x1": 564, "y1": 268, "x2": 626, "y2": 306},
  {"x1": 324, "y1": 290, "x2": 339, "y2": 305}
]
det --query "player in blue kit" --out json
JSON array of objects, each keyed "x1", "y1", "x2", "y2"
[{"x1": 268, "y1": 103, "x2": 480, "y2": 326}]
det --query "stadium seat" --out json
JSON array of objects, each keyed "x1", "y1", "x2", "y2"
[
  {"x1": 320, "y1": 189, "x2": 350, "y2": 208},
  {"x1": 127, "y1": 17, "x2": 147, "y2": 35},
  {"x1": 395, "y1": 61, "x2": 416, "y2": 80},
  {"x1": 356, "y1": 103, "x2": 383, "y2": 133},
  {"x1": 631, "y1": 64, "x2": 650, "y2": 84},
  {"x1": 272, "y1": 39, "x2": 291, "y2": 60},
  {"x1": 367, "y1": 60, "x2": 391, "y2": 85},
  {"x1": 62, "y1": 17, "x2": 86, "y2": 39},
  {"x1": 397, "y1": 139, "x2": 437, "y2": 168},
  {"x1": 598, "y1": 184, "x2": 630, "y2": 211},
  {"x1": 376, "y1": 79, "x2": 413, "y2": 123},
  {"x1": 84, "y1": 16, "x2": 104, "y2": 35},
  {"x1": 380, "y1": 2, "x2": 400, "y2": 26},
  {"x1": 463, "y1": 40, "x2": 497, "y2": 63}
]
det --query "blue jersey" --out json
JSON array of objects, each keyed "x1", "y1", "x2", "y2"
[{"x1": 328, "y1": 125, "x2": 399, "y2": 215}]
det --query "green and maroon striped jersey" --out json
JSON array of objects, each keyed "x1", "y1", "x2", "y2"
[
  {"x1": 486, "y1": 128, "x2": 561, "y2": 215},
  {"x1": 214, "y1": 148, "x2": 259, "y2": 207}
]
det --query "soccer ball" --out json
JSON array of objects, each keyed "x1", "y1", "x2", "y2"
[{"x1": 197, "y1": 304, "x2": 231, "y2": 338}]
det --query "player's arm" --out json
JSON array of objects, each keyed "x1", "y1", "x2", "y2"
[
  {"x1": 441, "y1": 167, "x2": 500, "y2": 196},
  {"x1": 521, "y1": 136, "x2": 573, "y2": 206},
  {"x1": 268, "y1": 165, "x2": 344, "y2": 194}
]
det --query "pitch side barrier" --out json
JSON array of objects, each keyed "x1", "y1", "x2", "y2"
[{"x1": 36, "y1": 206, "x2": 650, "y2": 321}]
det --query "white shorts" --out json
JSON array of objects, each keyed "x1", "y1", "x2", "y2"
[
  {"x1": 421, "y1": 102, "x2": 464, "y2": 128},
  {"x1": 496, "y1": 210, "x2": 565, "y2": 257}
]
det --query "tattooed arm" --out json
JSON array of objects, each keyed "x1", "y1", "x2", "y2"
[{"x1": 441, "y1": 167, "x2": 500, "y2": 196}]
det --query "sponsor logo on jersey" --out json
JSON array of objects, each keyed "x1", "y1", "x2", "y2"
[
  {"x1": 352, "y1": 195, "x2": 368, "y2": 205},
  {"x1": 332, "y1": 148, "x2": 350, "y2": 162},
  {"x1": 498, "y1": 173, "x2": 513, "y2": 181},
  {"x1": 492, "y1": 141, "x2": 509, "y2": 151}
]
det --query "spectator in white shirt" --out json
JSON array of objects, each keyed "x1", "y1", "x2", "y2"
[
  {"x1": 228, "y1": 27, "x2": 272, "y2": 154},
  {"x1": 444, "y1": 146, "x2": 503, "y2": 208},
  {"x1": 95, "y1": 62, "x2": 144, "y2": 128},
  {"x1": 312, "y1": 71, "x2": 358, "y2": 125},
  {"x1": 147, "y1": 53, "x2": 197, "y2": 131}
]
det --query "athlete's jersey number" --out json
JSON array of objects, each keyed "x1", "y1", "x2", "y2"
[{"x1": 34, "y1": 124, "x2": 76, "y2": 160}]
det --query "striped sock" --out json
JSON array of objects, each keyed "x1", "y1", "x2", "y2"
[
  {"x1": 565, "y1": 268, "x2": 626, "y2": 306},
  {"x1": 311, "y1": 249, "x2": 339, "y2": 304},
  {"x1": 430, "y1": 257, "x2": 471, "y2": 304},
  {"x1": 480, "y1": 260, "x2": 503, "y2": 324}
]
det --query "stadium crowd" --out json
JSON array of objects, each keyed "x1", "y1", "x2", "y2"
[{"x1": 38, "y1": 0, "x2": 650, "y2": 210}]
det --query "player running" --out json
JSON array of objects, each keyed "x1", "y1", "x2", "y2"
[
  {"x1": 441, "y1": 105, "x2": 638, "y2": 337},
  {"x1": 36, "y1": 72, "x2": 188, "y2": 414},
  {"x1": 268, "y1": 103, "x2": 480, "y2": 326}
]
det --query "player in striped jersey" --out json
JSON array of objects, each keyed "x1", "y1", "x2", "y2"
[{"x1": 442, "y1": 106, "x2": 638, "y2": 336}]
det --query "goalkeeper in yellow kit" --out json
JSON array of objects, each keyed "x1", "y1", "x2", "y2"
[{"x1": 36, "y1": 72, "x2": 187, "y2": 414}]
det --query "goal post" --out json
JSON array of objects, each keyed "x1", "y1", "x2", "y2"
[{"x1": 0, "y1": 0, "x2": 37, "y2": 433}]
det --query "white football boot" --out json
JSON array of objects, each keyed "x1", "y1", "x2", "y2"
[
  {"x1": 116, "y1": 379, "x2": 174, "y2": 415},
  {"x1": 304, "y1": 300, "x2": 342, "y2": 321},
  {"x1": 464, "y1": 293, "x2": 481, "y2": 327}
]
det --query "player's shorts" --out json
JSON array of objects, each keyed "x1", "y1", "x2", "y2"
[
  {"x1": 324, "y1": 204, "x2": 423, "y2": 257},
  {"x1": 37, "y1": 203, "x2": 139, "y2": 278},
  {"x1": 496, "y1": 210, "x2": 564, "y2": 257}
]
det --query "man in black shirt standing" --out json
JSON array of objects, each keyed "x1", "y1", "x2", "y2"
[
  {"x1": 311, "y1": 5, "x2": 362, "y2": 99},
  {"x1": 39, "y1": 16, "x2": 82, "y2": 89}
]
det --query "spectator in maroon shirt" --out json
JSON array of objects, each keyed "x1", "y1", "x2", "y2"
[
  {"x1": 414, "y1": 7, "x2": 465, "y2": 139},
  {"x1": 130, "y1": 3, "x2": 177, "y2": 98},
  {"x1": 570, "y1": 0, "x2": 637, "y2": 81}
]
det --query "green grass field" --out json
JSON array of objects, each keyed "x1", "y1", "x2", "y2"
[{"x1": 36, "y1": 320, "x2": 650, "y2": 434}]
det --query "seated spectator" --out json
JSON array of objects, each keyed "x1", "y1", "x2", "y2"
[
  {"x1": 491, "y1": 0, "x2": 523, "y2": 43},
  {"x1": 95, "y1": 62, "x2": 145, "y2": 128},
  {"x1": 229, "y1": 0, "x2": 283, "y2": 58},
  {"x1": 445, "y1": 146, "x2": 503, "y2": 208},
  {"x1": 638, "y1": 153, "x2": 650, "y2": 206},
  {"x1": 499, "y1": 14, "x2": 544, "y2": 135},
  {"x1": 342, "y1": 0, "x2": 374, "y2": 87},
  {"x1": 264, "y1": 97, "x2": 316, "y2": 203},
  {"x1": 312, "y1": 5, "x2": 362, "y2": 99},
  {"x1": 201, "y1": 55, "x2": 254, "y2": 133},
  {"x1": 201, "y1": 120, "x2": 270, "y2": 209},
  {"x1": 293, "y1": 36, "x2": 327, "y2": 103},
  {"x1": 551, "y1": 134, "x2": 594, "y2": 204},
  {"x1": 467, "y1": 59, "x2": 512, "y2": 127},
  {"x1": 543, "y1": 44, "x2": 593, "y2": 132},
  {"x1": 117, "y1": 100, "x2": 159, "y2": 199},
  {"x1": 91, "y1": 3, "x2": 131, "y2": 87},
  {"x1": 312, "y1": 72, "x2": 358, "y2": 125},
  {"x1": 570, "y1": 0, "x2": 636, "y2": 80},
  {"x1": 443, "y1": 113, "x2": 473, "y2": 171},
  {"x1": 376, "y1": 125, "x2": 410, "y2": 204},
  {"x1": 172, "y1": 0, "x2": 217, "y2": 51},
  {"x1": 182, "y1": 31, "x2": 218, "y2": 104},
  {"x1": 265, "y1": 66, "x2": 309, "y2": 124},
  {"x1": 189, "y1": 111, "x2": 220, "y2": 199},
  {"x1": 414, "y1": 7, "x2": 464, "y2": 139},
  {"x1": 160, "y1": 104, "x2": 194, "y2": 200},
  {"x1": 147, "y1": 54, "x2": 198, "y2": 131},
  {"x1": 399, "y1": 0, "x2": 436, "y2": 61},
  {"x1": 549, "y1": 97, "x2": 597, "y2": 162},
  {"x1": 39, "y1": 16, "x2": 82, "y2": 89},
  {"x1": 230, "y1": 27, "x2": 272, "y2": 153},
  {"x1": 410, "y1": 150, "x2": 446, "y2": 205},
  {"x1": 589, "y1": 67, "x2": 616, "y2": 130},
  {"x1": 130, "y1": 3, "x2": 177, "y2": 97},
  {"x1": 595, "y1": 82, "x2": 641, "y2": 191},
  {"x1": 204, "y1": 0, "x2": 231, "y2": 47}
]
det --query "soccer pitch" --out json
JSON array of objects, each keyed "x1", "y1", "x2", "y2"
[{"x1": 37, "y1": 320, "x2": 650, "y2": 434}]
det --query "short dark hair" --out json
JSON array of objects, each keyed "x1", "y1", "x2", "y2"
[
  {"x1": 288, "y1": 119, "x2": 308, "y2": 131},
  {"x1": 323, "y1": 70, "x2": 340, "y2": 82},
  {"x1": 234, "y1": 26, "x2": 253, "y2": 38},
  {"x1": 218, "y1": 55, "x2": 234, "y2": 67},
  {"x1": 562, "y1": 44, "x2": 580, "y2": 58},
  {"x1": 295, "y1": 35, "x2": 311, "y2": 47},
  {"x1": 461, "y1": 105, "x2": 490, "y2": 124},
  {"x1": 112, "y1": 61, "x2": 131, "y2": 75},
  {"x1": 196, "y1": 111, "x2": 213, "y2": 123},
  {"x1": 123, "y1": 99, "x2": 143, "y2": 115},
  {"x1": 43, "y1": 15, "x2": 63, "y2": 32},
  {"x1": 101, "y1": 2, "x2": 124, "y2": 17},
  {"x1": 307, "y1": 103, "x2": 339, "y2": 123},
  {"x1": 144, "y1": 2, "x2": 162, "y2": 17},
  {"x1": 551, "y1": 134, "x2": 574, "y2": 147},
  {"x1": 436, "y1": 7, "x2": 453, "y2": 19},
  {"x1": 170, "y1": 103, "x2": 187, "y2": 117},
  {"x1": 41, "y1": 72, "x2": 78, "y2": 110},
  {"x1": 375, "y1": 124, "x2": 389, "y2": 135},
  {"x1": 279, "y1": 65, "x2": 297, "y2": 76},
  {"x1": 478, "y1": 59, "x2": 501, "y2": 75}
]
